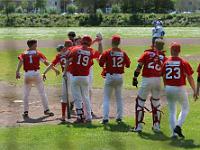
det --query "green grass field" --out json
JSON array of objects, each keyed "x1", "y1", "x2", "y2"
[
  {"x1": 0, "y1": 99, "x2": 200, "y2": 150},
  {"x1": 0, "y1": 27, "x2": 200, "y2": 40},
  {"x1": 0, "y1": 27, "x2": 200, "y2": 150}
]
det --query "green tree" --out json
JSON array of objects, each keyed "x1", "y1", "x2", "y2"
[
  {"x1": 1, "y1": 1, "x2": 16, "y2": 25},
  {"x1": 21, "y1": 0, "x2": 29, "y2": 13},
  {"x1": 67, "y1": 4, "x2": 77, "y2": 14},
  {"x1": 111, "y1": 4, "x2": 121, "y2": 13},
  {"x1": 35, "y1": 0, "x2": 47, "y2": 13}
]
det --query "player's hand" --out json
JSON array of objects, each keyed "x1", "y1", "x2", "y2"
[
  {"x1": 55, "y1": 70, "x2": 60, "y2": 76},
  {"x1": 63, "y1": 72, "x2": 68, "y2": 80},
  {"x1": 42, "y1": 73, "x2": 46, "y2": 81},
  {"x1": 132, "y1": 77, "x2": 138, "y2": 88},
  {"x1": 16, "y1": 72, "x2": 20, "y2": 80}
]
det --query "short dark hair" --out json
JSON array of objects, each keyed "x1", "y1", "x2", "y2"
[
  {"x1": 27, "y1": 39, "x2": 37, "y2": 48},
  {"x1": 68, "y1": 31, "x2": 76, "y2": 38}
]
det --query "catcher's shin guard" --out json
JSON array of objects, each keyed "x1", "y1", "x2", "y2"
[
  {"x1": 76, "y1": 108, "x2": 84, "y2": 120},
  {"x1": 150, "y1": 97, "x2": 163, "y2": 126},
  {"x1": 135, "y1": 96, "x2": 146, "y2": 128}
]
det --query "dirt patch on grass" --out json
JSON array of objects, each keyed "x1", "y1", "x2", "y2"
[{"x1": 0, "y1": 81, "x2": 168, "y2": 127}]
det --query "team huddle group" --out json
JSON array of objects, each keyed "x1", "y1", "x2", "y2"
[{"x1": 16, "y1": 31, "x2": 200, "y2": 139}]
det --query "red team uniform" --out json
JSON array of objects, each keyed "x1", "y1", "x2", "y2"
[
  {"x1": 18, "y1": 49, "x2": 51, "y2": 115},
  {"x1": 162, "y1": 56, "x2": 194, "y2": 137},
  {"x1": 134, "y1": 47, "x2": 167, "y2": 132},
  {"x1": 67, "y1": 43, "x2": 100, "y2": 122},
  {"x1": 99, "y1": 47, "x2": 131, "y2": 123}
]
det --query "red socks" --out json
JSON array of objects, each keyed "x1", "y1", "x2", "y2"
[{"x1": 61, "y1": 103, "x2": 67, "y2": 118}]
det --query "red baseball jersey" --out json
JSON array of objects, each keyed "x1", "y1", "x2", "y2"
[
  {"x1": 162, "y1": 56, "x2": 194, "y2": 86},
  {"x1": 138, "y1": 49, "x2": 167, "y2": 77},
  {"x1": 18, "y1": 50, "x2": 47, "y2": 71},
  {"x1": 68, "y1": 45, "x2": 100, "y2": 76},
  {"x1": 51, "y1": 47, "x2": 72, "y2": 72},
  {"x1": 99, "y1": 48, "x2": 131, "y2": 74},
  {"x1": 197, "y1": 64, "x2": 200, "y2": 77}
]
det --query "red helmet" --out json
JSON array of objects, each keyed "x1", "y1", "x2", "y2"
[
  {"x1": 170, "y1": 42, "x2": 181, "y2": 53},
  {"x1": 81, "y1": 35, "x2": 92, "y2": 46}
]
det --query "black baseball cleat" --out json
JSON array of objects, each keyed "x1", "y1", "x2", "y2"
[
  {"x1": 101, "y1": 119, "x2": 109, "y2": 125},
  {"x1": 73, "y1": 118, "x2": 85, "y2": 124},
  {"x1": 174, "y1": 126, "x2": 185, "y2": 138},
  {"x1": 116, "y1": 118, "x2": 122, "y2": 124},
  {"x1": 44, "y1": 109, "x2": 54, "y2": 116},
  {"x1": 22, "y1": 111, "x2": 29, "y2": 118},
  {"x1": 70, "y1": 102, "x2": 74, "y2": 111}
]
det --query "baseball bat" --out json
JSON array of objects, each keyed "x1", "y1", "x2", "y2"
[{"x1": 64, "y1": 76, "x2": 71, "y2": 119}]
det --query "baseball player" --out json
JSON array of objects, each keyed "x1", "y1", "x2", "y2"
[
  {"x1": 152, "y1": 20, "x2": 165, "y2": 47},
  {"x1": 16, "y1": 39, "x2": 59, "y2": 117},
  {"x1": 197, "y1": 64, "x2": 200, "y2": 98},
  {"x1": 68, "y1": 31, "x2": 76, "y2": 46},
  {"x1": 42, "y1": 40, "x2": 73, "y2": 121},
  {"x1": 132, "y1": 39, "x2": 167, "y2": 132},
  {"x1": 162, "y1": 42, "x2": 197, "y2": 138},
  {"x1": 64, "y1": 35, "x2": 101, "y2": 123},
  {"x1": 99, "y1": 35, "x2": 131, "y2": 124}
]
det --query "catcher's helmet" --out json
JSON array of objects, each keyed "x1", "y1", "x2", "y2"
[
  {"x1": 56, "y1": 44, "x2": 65, "y2": 52},
  {"x1": 81, "y1": 35, "x2": 92, "y2": 46}
]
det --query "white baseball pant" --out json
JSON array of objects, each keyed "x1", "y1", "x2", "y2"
[
  {"x1": 165, "y1": 86, "x2": 189, "y2": 134},
  {"x1": 61, "y1": 72, "x2": 72, "y2": 103},
  {"x1": 23, "y1": 70, "x2": 49, "y2": 112},
  {"x1": 71, "y1": 76, "x2": 92, "y2": 120},
  {"x1": 103, "y1": 73, "x2": 123, "y2": 120},
  {"x1": 138, "y1": 77, "x2": 161, "y2": 100}
]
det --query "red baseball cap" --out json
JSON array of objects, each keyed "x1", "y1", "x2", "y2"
[
  {"x1": 170, "y1": 42, "x2": 181, "y2": 53},
  {"x1": 81, "y1": 35, "x2": 93, "y2": 46},
  {"x1": 112, "y1": 35, "x2": 121, "y2": 42}
]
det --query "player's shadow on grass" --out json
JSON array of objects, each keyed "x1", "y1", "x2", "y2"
[
  {"x1": 17, "y1": 116, "x2": 55, "y2": 124},
  {"x1": 138, "y1": 131, "x2": 170, "y2": 141},
  {"x1": 169, "y1": 138, "x2": 200, "y2": 149},
  {"x1": 59, "y1": 121, "x2": 102, "y2": 129},
  {"x1": 103, "y1": 122, "x2": 131, "y2": 132}
]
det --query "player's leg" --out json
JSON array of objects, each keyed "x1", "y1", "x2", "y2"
[
  {"x1": 35, "y1": 74, "x2": 54, "y2": 116},
  {"x1": 174, "y1": 87, "x2": 189, "y2": 138},
  {"x1": 61, "y1": 77, "x2": 67, "y2": 121},
  {"x1": 165, "y1": 86, "x2": 177, "y2": 137},
  {"x1": 133, "y1": 77, "x2": 150, "y2": 132},
  {"x1": 23, "y1": 75, "x2": 32, "y2": 117},
  {"x1": 114, "y1": 76, "x2": 123, "y2": 123},
  {"x1": 71, "y1": 76, "x2": 84, "y2": 122},
  {"x1": 80, "y1": 76, "x2": 92, "y2": 122},
  {"x1": 67, "y1": 72, "x2": 75, "y2": 112},
  {"x1": 102, "y1": 74, "x2": 114, "y2": 124},
  {"x1": 151, "y1": 77, "x2": 162, "y2": 132}
]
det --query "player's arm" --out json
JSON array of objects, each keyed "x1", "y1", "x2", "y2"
[
  {"x1": 187, "y1": 75, "x2": 197, "y2": 100},
  {"x1": 43, "y1": 61, "x2": 60, "y2": 76},
  {"x1": 42, "y1": 63, "x2": 55, "y2": 81},
  {"x1": 132, "y1": 62, "x2": 143, "y2": 87},
  {"x1": 16, "y1": 60, "x2": 23, "y2": 79}
]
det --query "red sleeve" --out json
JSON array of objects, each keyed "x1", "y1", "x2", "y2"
[
  {"x1": 51, "y1": 54, "x2": 60, "y2": 66},
  {"x1": 18, "y1": 53, "x2": 24, "y2": 61},
  {"x1": 183, "y1": 61, "x2": 194, "y2": 76},
  {"x1": 124, "y1": 52, "x2": 131, "y2": 68},
  {"x1": 138, "y1": 52, "x2": 146, "y2": 64},
  {"x1": 99, "y1": 51, "x2": 107, "y2": 67},
  {"x1": 93, "y1": 50, "x2": 100, "y2": 59},
  {"x1": 37, "y1": 51, "x2": 47, "y2": 62}
]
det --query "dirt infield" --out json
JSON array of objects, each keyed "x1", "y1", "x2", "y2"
[
  {"x1": 0, "y1": 81, "x2": 168, "y2": 127},
  {"x1": 0, "y1": 38, "x2": 200, "y2": 50}
]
